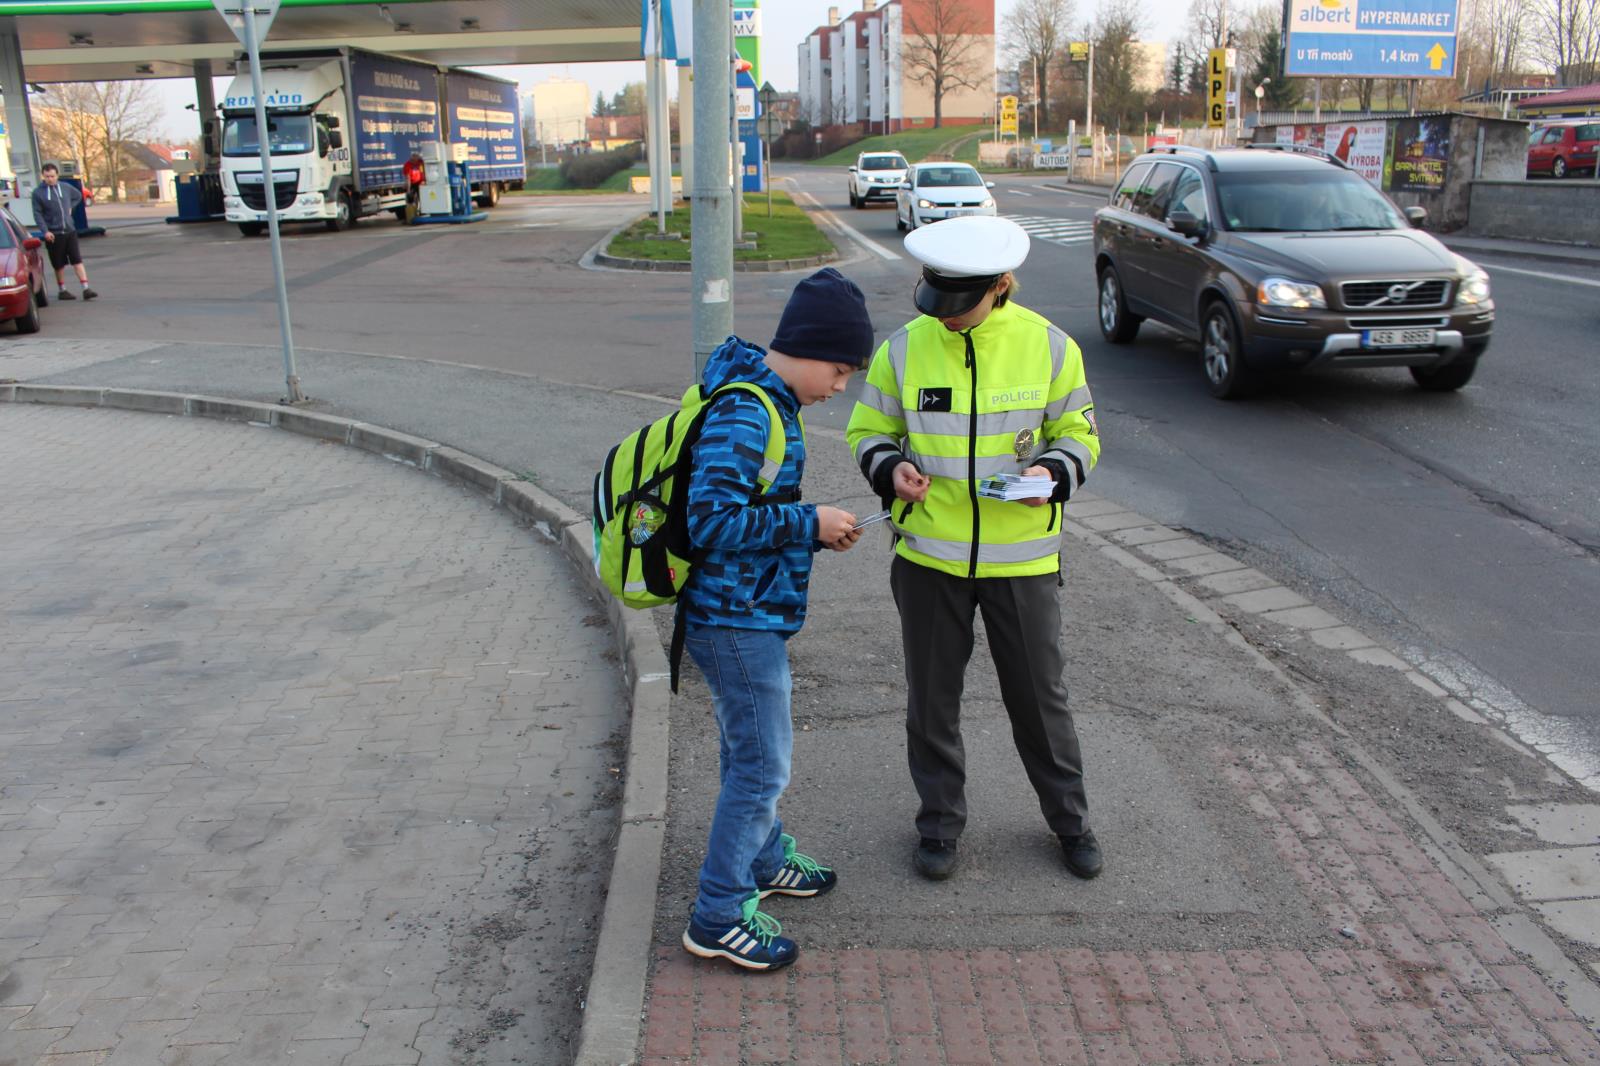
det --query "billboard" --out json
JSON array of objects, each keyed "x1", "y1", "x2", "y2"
[
  {"x1": 1284, "y1": 0, "x2": 1458, "y2": 79},
  {"x1": 1386, "y1": 116, "x2": 1450, "y2": 191},
  {"x1": 1324, "y1": 121, "x2": 1389, "y2": 183}
]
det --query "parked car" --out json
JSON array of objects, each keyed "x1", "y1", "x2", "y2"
[
  {"x1": 0, "y1": 203, "x2": 47, "y2": 334},
  {"x1": 895, "y1": 162, "x2": 996, "y2": 231},
  {"x1": 1526, "y1": 119, "x2": 1599, "y2": 178},
  {"x1": 1093, "y1": 144, "x2": 1494, "y2": 398},
  {"x1": 847, "y1": 151, "x2": 909, "y2": 208}
]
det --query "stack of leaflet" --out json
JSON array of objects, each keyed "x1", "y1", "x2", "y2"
[{"x1": 977, "y1": 473, "x2": 1055, "y2": 501}]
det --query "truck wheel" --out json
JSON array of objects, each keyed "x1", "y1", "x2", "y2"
[
  {"x1": 14, "y1": 287, "x2": 40, "y2": 334},
  {"x1": 476, "y1": 182, "x2": 500, "y2": 208},
  {"x1": 238, "y1": 222, "x2": 264, "y2": 237},
  {"x1": 326, "y1": 191, "x2": 356, "y2": 232},
  {"x1": 1410, "y1": 357, "x2": 1478, "y2": 391}
]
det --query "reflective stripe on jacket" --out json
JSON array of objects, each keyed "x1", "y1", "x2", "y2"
[{"x1": 845, "y1": 300, "x2": 1100, "y2": 579}]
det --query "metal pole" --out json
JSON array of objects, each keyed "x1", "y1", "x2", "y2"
[
  {"x1": 243, "y1": 5, "x2": 304, "y2": 404},
  {"x1": 730, "y1": 50, "x2": 744, "y2": 245},
  {"x1": 1086, "y1": 42, "x2": 1095, "y2": 179},
  {"x1": 692, "y1": 0, "x2": 734, "y2": 377},
  {"x1": 646, "y1": 7, "x2": 665, "y2": 233}
]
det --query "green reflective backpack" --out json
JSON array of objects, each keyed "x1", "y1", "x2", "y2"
[{"x1": 592, "y1": 380, "x2": 790, "y2": 614}]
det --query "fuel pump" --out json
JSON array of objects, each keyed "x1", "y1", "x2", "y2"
[{"x1": 418, "y1": 141, "x2": 452, "y2": 217}]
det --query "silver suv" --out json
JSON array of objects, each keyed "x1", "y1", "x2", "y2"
[{"x1": 847, "y1": 152, "x2": 908, "y2": 208}]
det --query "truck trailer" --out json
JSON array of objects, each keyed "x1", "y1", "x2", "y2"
[{"x1": 219, "y1": 47, "x2": 525, "y2": 235}]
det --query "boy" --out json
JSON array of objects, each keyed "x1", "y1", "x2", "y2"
[{"x1": 679, "y1": 268, "x2": 875, "y2": 971}]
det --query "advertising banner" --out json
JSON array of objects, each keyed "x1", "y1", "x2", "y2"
[
  {"x1": 1323, "y1": 121, "x2": 1389, "y2": 183},
  {"x1": 350, "y1": 51, "x2": 441, "y2": 191},
  {"x1": 1285, "y1": 0, "x2": 1458, "y2": 78},
  {"x1": 444, "y1": 72, "x2": 524, "y2": 182},
  {"x1": 1293, "y1": 124, "x2": 1326, "y2": 149},
  {"x1": 1387, "y1": 116, "x2": 1450, "y2": 191}
]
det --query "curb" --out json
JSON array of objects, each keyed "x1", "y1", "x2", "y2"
[
  {"x1": 0, "y1": 384, "x2": 670, "y2": 1066},
  {"x1": 1442, "y1": 235, "x2": 1600, "y2": 269},
  {"x1": 592, "y1": 248, "x2": 839, "y2": 273}
]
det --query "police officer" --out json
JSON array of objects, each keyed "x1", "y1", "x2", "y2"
[{"x1": 845, "y1": 215, "x2": 1102, "y2": 882}]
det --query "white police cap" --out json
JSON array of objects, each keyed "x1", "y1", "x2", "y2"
[{"x1": 903, "y1": 215, "x2": 1030, "y2": 317}]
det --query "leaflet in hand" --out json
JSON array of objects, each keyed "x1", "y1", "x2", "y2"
[
  {"x1": 852, "y1": 509, "x2": 892, "y2": 531},
  {"x1": 977, "y1": 473, "x2": 1055, "y2": 501}
]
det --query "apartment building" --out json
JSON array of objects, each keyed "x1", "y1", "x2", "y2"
[{"x1": 798, "y1": 0, "x2": 995, "y2": 131}]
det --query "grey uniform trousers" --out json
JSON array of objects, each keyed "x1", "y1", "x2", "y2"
[{"x1": 889, "y1": 554, "x2": 1089, "y2": 841}]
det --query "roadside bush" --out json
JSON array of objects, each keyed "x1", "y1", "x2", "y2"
[{"x1": 560, "y1": 147, "x2": 639, "y2": 188}]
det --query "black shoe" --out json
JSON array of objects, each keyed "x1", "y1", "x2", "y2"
[
  {"x1": 914, "y1": 837, "x2": 959, "y2": 881},
  {"x1": 1059, "y1": 830, "x2": 1104, "y2": 880},
  {"x1": 57, "y1": 289, "x2": 76, "y2": 300},
  {"x1": 82, "y1": 288, "x2": 98, "y2": 301}
]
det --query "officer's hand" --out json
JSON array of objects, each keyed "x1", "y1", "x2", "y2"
[
  {"x1": 43, "y1": 231, "x2": 53, "y2": 243},
  {"x1": 892, "y1": 462, "x2": 929, "y2": 503},
  {"x1": 815, "y1": 506, "x2": 857, "y2": 546},
  {"x1": 1019, "y1": 465, "x2": 1055, "y2": 507}
]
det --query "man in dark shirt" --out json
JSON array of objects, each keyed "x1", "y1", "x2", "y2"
[{"x1": 30, "y1": 164, "x2": 98, "y2": 301}]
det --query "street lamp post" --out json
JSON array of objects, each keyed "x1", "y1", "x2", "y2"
[
  {"x1": 1255, "y1": 79, "x2": 1269, "y2": 127},
  {"x1": 758, "y1": 81, "x2": 776, "y2": 218}
]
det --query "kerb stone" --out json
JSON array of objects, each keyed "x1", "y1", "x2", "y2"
[{"x1": 428, "y1": 446, "x2": 514, "y2": 500}]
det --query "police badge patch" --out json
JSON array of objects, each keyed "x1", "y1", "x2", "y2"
[
  {"x1": 918, "y1": 387, "x2": 952, "y2": 412},
  {"x1": 1013, "y1": 427, "x2": 1036, "y2": 461},
  {"x1": 1083, "y1": 406, "x2": 1099, "y2": 436}
]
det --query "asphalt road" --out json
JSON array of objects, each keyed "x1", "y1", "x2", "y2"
[
  {"x1": 779, "y1": 163, "x2": 1600, "y2": 790},
  {"x1": 15, "y1": 170, "x2": 1599, "y2": 791}
]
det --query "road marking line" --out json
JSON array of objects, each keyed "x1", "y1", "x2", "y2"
[
  {"x1": 788, "y1": 187, "x2": 900, "y2": 260},
  {"x1": 1476, "y1": 260, "x2": 1600, "y2": 289},
  {"x1": 1009, "y1": 189, "x2": 1034, "y2": 197},
  {"x1": 1033, "y1": 183, "x2": 1108, "y2": 200}
]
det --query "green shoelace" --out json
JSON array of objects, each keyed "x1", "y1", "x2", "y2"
[
  {"x1": 780, "y1": 833, "x2": 832, "y2": 879},
  {"x1": 739, "y1": 897, "x2": 782, "y2": 945}
]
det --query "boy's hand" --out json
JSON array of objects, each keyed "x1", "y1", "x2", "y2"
[
  {"x1": 824, "y1": 526, "x2": 862, "y2": 552},
  {"x1": 892, "y1": 462, "x2": 929, "y2": 503},
  {"x1": 815, "y1": 506, "x2": 857, "y2": 546},
  {"x1": 1019, "y1": 464, "x2": 1055, "y2": 507}
]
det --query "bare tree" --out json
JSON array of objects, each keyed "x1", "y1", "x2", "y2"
[
  {"x1": 35, "y1": 84, "x2": 110, "y2": 190},
  {"x1": 1186, "y1": 0, "x2": 1228, "y2": 52},
  {"x1": 1092, "y1": 0, "x2": 1150, "y2": 129},
  {"x1": 1004, "y1": 0, "x2": 1075, "y2": 135},
  {"x1": 1527, "y1": 0, "x2": 1600, "y2": 79},
  {"x1": 79, "y1": 81, "x2": 163, "y2": 202},
  {"x1": 902, "y1": 0, "x2": 988, "y2": 127}
]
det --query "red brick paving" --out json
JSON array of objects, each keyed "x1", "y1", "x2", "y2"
[{"x1": 637, "y1": 747, "x2": 1600, "y2": 1063}]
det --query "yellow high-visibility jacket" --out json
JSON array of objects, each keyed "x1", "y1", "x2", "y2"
[{"x1": 845, "y1": 300, "x2": 1100, "y2": 578}]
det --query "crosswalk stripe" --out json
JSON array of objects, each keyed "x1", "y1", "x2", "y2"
[{"x1": 1003, "y1": 214, "x2": 1096, "y2": 247}]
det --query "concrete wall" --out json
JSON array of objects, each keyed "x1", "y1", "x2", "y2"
[{"x1": 1467, "y1": 180, "x2": 1600, "y2": 245}]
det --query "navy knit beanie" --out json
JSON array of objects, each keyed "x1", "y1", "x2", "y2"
[{"x1": 769, "y1": 268, "x2": 875, "y2": 368}]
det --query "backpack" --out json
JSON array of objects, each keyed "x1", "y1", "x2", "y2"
[{"x1": 592, "y1": 380, "x2": 797, "y2": 687}]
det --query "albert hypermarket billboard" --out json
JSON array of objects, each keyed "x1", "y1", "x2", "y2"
[{"x1": 1284, "y1": 0, "x2": 1459, "y2": 79}]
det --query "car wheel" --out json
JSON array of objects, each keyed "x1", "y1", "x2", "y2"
[
  {"x1": 896, "y1": 206, "x2": 907, "y2": 232},
  {"x1": 34, "y1": 281, "x2": 47, "y2": 309},
  {"x1": 1201, "y1": 302, "x2": 1255, "y2": 399},
  {"x1": 1552, "y1": 156, "x2": 1568, "y2": 179},
  {"x1": 238, "y1": 222, "x2": 264, "y2": 237},
  {"x1": 1410, "y1": 357, "x2": 1478, "y2": 391},
  {"x1": 14, "y1": 287, "x2": 40, "y2": 334},
  {"x1": 1097, "y1": 266, "x2": 1141, "y2": 343}
]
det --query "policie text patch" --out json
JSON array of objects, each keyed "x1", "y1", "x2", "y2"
[{"x1": 918, "y1": 387, "x2": 953, "y2": 412}]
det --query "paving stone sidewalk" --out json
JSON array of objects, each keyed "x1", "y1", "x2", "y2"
[
  {"x1": 0, "y1": 406, "x2": 626, "y2": 1065},
  {"x1": 640, "y1": 737, "x2": 1600, "y2": 1066}
]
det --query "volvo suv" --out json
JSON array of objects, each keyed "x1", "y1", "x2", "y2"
[{"x1": 1093, "y1": 144, "x2": 1494, "y2": 398}]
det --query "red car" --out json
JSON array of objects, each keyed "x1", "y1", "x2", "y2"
[
  {"x1": 1527, "y1": 120, "x2": 1600, "y2": 178},
  {"x1": 0, "y1": 203, "x2": 46, "y2": 333}
]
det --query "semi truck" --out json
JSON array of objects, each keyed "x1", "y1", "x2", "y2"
[{"x1": 219, "y1": 47, "x2": 525, "y2": 235}]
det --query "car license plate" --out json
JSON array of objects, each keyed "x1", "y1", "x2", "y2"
[
  {"x1": 1362, "y1": 327, "x2": 1435, "y2": 348},
  {"x1": 946, "y1": 208, "x2": 978, "y2": 217}
]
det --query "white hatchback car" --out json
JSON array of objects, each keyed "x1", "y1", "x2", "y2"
[{"x1": 895, "y1": 162, "x2": 996, "y2": 231}]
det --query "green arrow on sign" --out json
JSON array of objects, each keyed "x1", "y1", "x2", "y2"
[{"x1": 1426, "y1": 42, "x2": 1448, "y2": 70}]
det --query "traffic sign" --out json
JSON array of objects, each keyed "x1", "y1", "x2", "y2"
[
  {"x1": 999, "y1": 94, "x2": 1019, "y2": 136},
  {"x1": 1284, "y1": 0, "x2": 1458, "y2": 78},
  {"x1": 211, "y1": 0, "x2": 281, "y2": 44},
  {"x1": 1068, "y1": 41, "x2": 1090, "y2": 61}
]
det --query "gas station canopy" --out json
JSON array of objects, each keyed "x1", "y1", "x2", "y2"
[{"x1": 0, "y1": 0, "x2": 644, "y2": 82}]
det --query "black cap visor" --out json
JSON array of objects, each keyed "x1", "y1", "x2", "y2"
[{"x1": 913, "y1": 269, "x2": 1000, "y2": 318}]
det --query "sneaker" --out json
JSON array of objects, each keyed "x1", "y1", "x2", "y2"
[
  {"x1": 757, "y1": 834, "x2": 837, "y2": 899},
  {"x1": 682, "y1": 896, "x2": 798, "y2": 972},
  {"x1": 1059, "y1": 830, "x2": 1104, "y2": 880},
  {"x1": 57, "y1": 289, "x2": 76, "y2": 300},
  {"x1": 913, "y1": 837, "x2": 959, "y2": 880},
  {"x1": 82, "y1": 288, "x2": 98, "y2": 301}
]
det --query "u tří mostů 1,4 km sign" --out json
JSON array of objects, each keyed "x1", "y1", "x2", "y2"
[{"x1": 1284, "y1": 0, "x2": 1458, "y2": 78}]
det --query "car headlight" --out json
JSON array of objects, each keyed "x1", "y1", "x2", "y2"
[
  {"x1": 1455, "y1": 266, "x2": 1491, "y2": 306},
  {"x1": 917, "y1": 198, "x2": 937, "y2": 209},
  {"x1": 1257, "y1": 277, "x2": 1327, "y2": 309},
  {"x1": 0, "y1": 276, "x2": 16, "y2": 287},
  {"x1": 981, "y1": 197, "x2": 995, "y2": 208}
]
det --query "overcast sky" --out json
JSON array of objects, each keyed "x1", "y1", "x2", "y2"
[{"x1": 147, "y1": 0, "x2": 1193, "y2": 142}]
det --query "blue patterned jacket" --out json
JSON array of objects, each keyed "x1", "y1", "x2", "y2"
[{"x1": 681, "y1": 336, "x2": 818, "y2": 634}]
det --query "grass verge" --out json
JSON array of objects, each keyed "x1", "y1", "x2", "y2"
[{"x1": 606, "y1": 191, "x2": 834, "y2": 263}]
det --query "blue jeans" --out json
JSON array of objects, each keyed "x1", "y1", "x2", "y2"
[{"x1": 683, "y1": 624, "x2": 793, "y2": 926}]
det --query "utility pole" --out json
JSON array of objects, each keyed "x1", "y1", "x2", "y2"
[
  {"x1": 691, "y1": 0, "x2": 734, "y2": 377},
  {"x1": 1085, "y1": 41, "x2": 1095, "y2": 178}
]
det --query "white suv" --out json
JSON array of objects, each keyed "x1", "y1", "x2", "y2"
[{"x1": 847, "y1": 152, "x2": 909, "y2": 208}]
